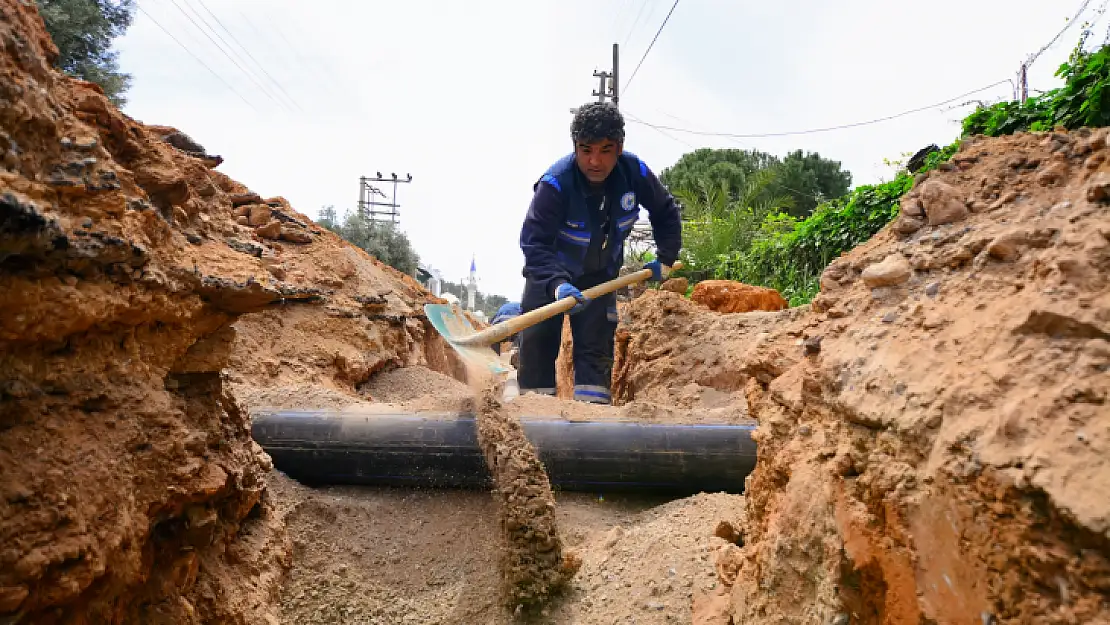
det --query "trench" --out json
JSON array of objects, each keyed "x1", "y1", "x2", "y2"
[{"x1": 253, "y1": 406, "x2": 755, "y2": 624}]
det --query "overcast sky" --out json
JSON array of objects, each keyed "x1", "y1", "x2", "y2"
[{"x1": 113, "y1": 0, "x2": 1101, "y2": 299}]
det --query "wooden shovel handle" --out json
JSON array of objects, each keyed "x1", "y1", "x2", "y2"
[{"x1": 453, "y1": 261, "x2": 683, "y2": 348}]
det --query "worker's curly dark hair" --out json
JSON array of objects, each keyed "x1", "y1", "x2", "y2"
[{"x1": 570, "y1": 102, "x2": 625, "y2": 144}]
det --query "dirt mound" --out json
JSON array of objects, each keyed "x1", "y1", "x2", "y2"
[
  {"x1": 617, "y1": 129, "x2": 1110, "y2": 623},
  {"x1": 0, "y1": 1, "x2": 461, "y2": 621},
  {"x1": 361, "y1": 363, "x2": 472, "y2": 406},
  {"x1": 614, "y1": 290, "x2": 806, "y2": 406}
]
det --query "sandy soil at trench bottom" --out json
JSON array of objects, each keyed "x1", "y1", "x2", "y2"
[
  {"x1": 247, "y1": 368, "x2": 747, "y2": 624},
  {"x1": 268, "y1": 474, "x2": 743, "y2": 625}
]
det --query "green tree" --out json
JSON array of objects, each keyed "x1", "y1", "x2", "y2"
[
  {"x1": 318, "y1": 205, "x2": 421, "y2": 276},
  {"x1": 660, "y1": 148, "x2": 778, "y2": 200},
  {"x1": 660, "y1": 147, "x2": 851, "y2": 218},
  {"x1": 774, "y1": 150, "x2": 853, "y2": 216},
  {"x1": 39, "y1": 0, "x2": 136, "y2": 107}
]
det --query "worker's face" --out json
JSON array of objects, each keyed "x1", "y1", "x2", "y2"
[{"x1": 575, "y1": 139, "x2": 622, "y2": 184}]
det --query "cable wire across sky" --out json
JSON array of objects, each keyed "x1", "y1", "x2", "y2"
[
  {"x1": 191, "y1": 0, "x2": 306, "y2": 113},
  {"x1": 135, "y1": 4, "x2": 260, "y2": 112},
  {"x1": 625, "y1": 79, "x2": 1013, "y2": 139},
  {"x1": 1027, "y1": 0, "x2": 1096, "y2": 66},
  {"x1": 623, "y1": 0, "x2": 681, "y2": 95}
]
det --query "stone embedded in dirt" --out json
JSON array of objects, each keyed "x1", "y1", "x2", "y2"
[
  {"x1": 227, "y1": 192, "x2": 262, "y2": 207},
  {"x1": 255, "y1": 220, "x2": 282, "y2": 240},
  {"x1": 661, "y1": 277, "x2": 688, "y2": 294},
  {"x1": 247, "y1": 204, "x2": 272, "y2": 226},
  {"x1": 819, "y1": 260, "x2": 850, "y2": 292},
  {"x1": 1087, "y1": 172, "x2": 1110, "y2": 203},
  {"x1": 1036, "y1": 160, "x2": 1069, "y2": 186},
  {"x1": 860, "y1": 253, "x2": 911, "y2": 288},
  {"x1": 901, "y1": 195, "x2": 925, "y2": 217},
  {"x1": 892, "y1": 214, "x2": 924, "y2": 236},
  {"x1": 690, "y1": 280, "x2": 788, "y2": 314},
  {"x1": 280, "y1": 226, "x2": 312, "y2": 244},
  {"x1": 803, "y1": 335, "x2": 823, "y2": 357},
  {"x1": 1015, "y1": 309, "x2": 1110, "y2": 341},
  {"x1": 987, "y1": 228, "x2": 1027, "y2": 261},
  {"x1": 713, "y1": 520, "x2": 742, "y2": 544},
  {"x1": 920, "y1": 179, "x2": 969, "y2": 225}
]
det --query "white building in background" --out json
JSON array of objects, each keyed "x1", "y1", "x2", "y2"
[
  {"x1": 416, "y1": 263, "x2": 442, "y2": 297},
  {"x1": 466, "y1": 256, "x2": 477, "y2": 311}
]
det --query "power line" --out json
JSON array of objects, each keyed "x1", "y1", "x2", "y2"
[
  {"x1": 625, "y1": 79, "x2": 1012, "y2": 139},
  {"x1": 622, "y1": 0, "x2": 653, "y2": 47},
  {"x1": 160, "y1": 0, "x2": 292, "y2": 113},
  {"x1": 627, "y1": 112, "x2": 835, "y2": 206},
  {"x1": 607, "y1": 0, "x2": 634, "y2": 41},
  {"x1": 624, "y1": 111, "x2": 698, "y2": 149},
  {"x1": 191, "y1": 0, "x2": 306, "y2": 113},
  {"x1": 623, "y1": 0, "x2": 681, "y2": 95},
  {"x1": 135, "y1": 4, "x2": 260, "y2": 112},
  {"x1": 255, "y1": 8, "x2": 349, "y2": 106},
  {"x1": 1028, "y1": 0, "x2": 1095, "y2": 66},
  {"x1": 176, "y1": 0, "x2": 294, "y2": 112}
]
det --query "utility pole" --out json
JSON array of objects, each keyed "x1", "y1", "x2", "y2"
[
  {"x1": 358, "y1": 172, "x2": 412, "y2": 225},
  {"x1": 592, "y1": 69, "x2": 612, "y2": 104},
  {"x1": 1018, "y1": 62, "x2": 1029, "y2": 103},
  {"x1": 611, "y1": 43, "x2": 619, "y2": 108},
  {"x1": 572, "y1": 43, "x2": 620, "y2": 114}
]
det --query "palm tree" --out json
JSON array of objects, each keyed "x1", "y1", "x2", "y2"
[{"x1": 673, "y1": 168, "x2": 794, "y2": 280}]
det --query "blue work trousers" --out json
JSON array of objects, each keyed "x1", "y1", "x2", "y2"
[{"x1": 517, "y1": 272, "x2": 618, "y2": 404}]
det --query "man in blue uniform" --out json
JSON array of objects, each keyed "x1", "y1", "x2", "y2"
[{"x1": 517, "y1": 102, "x2": 682, "y2": 404}]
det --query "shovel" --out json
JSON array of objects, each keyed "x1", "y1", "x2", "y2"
[{"x1": 424, "y1": 262, "x2": 682, "y2": 376}]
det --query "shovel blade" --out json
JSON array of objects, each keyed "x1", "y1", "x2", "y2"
[{"x1": 424, "y1": 303, "x2": 511, "y2": 375}]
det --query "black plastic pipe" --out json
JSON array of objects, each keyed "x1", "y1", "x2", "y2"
[{"x1": 251, "y1": 410, "x2": 756, "y2": 495}]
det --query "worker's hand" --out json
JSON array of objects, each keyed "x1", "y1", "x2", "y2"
[
  {"x1": 643, "y1": 260, "x2": 671, "y2": 282},
  {"x1": 555, "y1": 282, "x2": 589, "y2": 314}
]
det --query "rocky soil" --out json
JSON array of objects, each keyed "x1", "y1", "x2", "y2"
[
  {"x1": 616, "y1": 130, "x2": 1110, "y2": 623},
  {"x1": 0, "y1": 1, "x2": 462, "y2": 622}
]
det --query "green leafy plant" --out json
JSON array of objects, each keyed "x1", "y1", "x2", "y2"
[
  {"x1": 671, "y1": 168, "x2": 795, "y2": 283},
  {"x1": 39, "y1": 0, "x2": 136, "y2": 106},
  {"x1": 963, "y1": 42, "x2": 1110, "y2": 136}
]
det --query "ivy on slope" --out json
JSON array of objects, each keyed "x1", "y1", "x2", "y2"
[
  {"x1": 705, "y1": 43, "x2": 1110, "y2": 307},
  {"x1": 710, "y1": 143, "x2": 956, "y2": 306},
  {"x1": 963, "y1": 45, "x2": 1110, "y2": 136}
]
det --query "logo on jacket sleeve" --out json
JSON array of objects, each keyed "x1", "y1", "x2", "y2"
[{"x1": 620, "y1": 192, "x2": 637, "y2": 211}]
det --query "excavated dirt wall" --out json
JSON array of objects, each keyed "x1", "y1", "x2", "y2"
[
  {"x1": 0, "y1": 2, "x2": 462, "y2": 622},
  {"x1": 618, "y1": 130, "x2": 1110, "y2": 624}
]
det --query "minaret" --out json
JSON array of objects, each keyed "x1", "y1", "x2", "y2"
[{"x1": 466, "y1": 255, "x2": 477, "y2": 311}]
